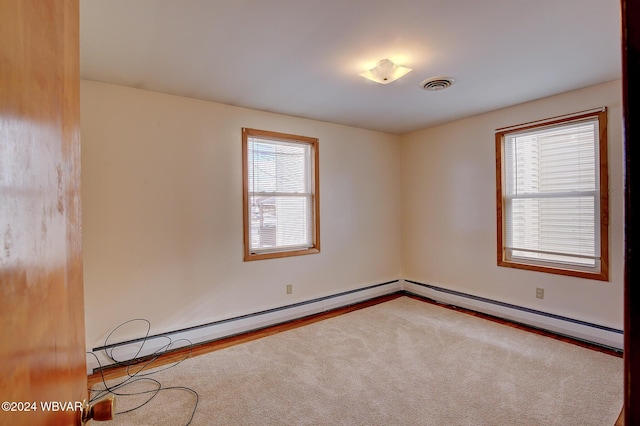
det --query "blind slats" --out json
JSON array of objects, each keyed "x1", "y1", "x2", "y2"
[
  {"x1": 248, "y1": 137, "x2": 314, "y2": 253},
  {"x1": 503, "y1": 117, "x2": 600, "y2": 268}
]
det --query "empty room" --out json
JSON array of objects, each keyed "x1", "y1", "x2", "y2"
[{"x1": 1, "y1": 0, "x2": 634, "y2": 425}]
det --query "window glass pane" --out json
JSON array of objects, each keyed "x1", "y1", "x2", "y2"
[
  {"x1": 504, "y1": 121, "x2": 597, "y2": 196},
  {"x1": 249, "y1": 139, "x2": 310, "y2": 194},
  {"x1": 506, "y1": 196, "x2": 595, "y2": 258},
  {"x1": 249, "y1": 195, "x2": 312, "y2": 250}
]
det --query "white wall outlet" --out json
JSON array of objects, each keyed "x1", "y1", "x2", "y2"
[
  {"x1": 286, "y1": 284, "x2": 293, "y2": 294},
  {"x1": 536, "y1": 288, "x2": 544, "y2": 299}
]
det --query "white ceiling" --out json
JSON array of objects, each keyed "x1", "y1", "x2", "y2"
[{"x1": 80, "y1": 0, "x2": 621, "y2": 135}]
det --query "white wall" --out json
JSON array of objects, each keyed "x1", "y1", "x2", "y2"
[
  {"x1": 81, "y1": 81, "x2": 402, "y2": 348},
  {"x1": 82, "y1": 78, "x2": 624, "y2": 351},
  {"x1": 400, "y1": 80, "x2": 624, "y2": 329}
]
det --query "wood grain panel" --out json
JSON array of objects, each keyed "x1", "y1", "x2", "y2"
[{"x1": 0, "y1": 1, "x2": 85, "y2": 425}]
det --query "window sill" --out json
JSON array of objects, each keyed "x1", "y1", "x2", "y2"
[
  {"x1": 244, "y1": 247, "x2": 320, "y2": 262},
  {"x1": 497, "y1": 259, "x2": 609, "y2": 281}
]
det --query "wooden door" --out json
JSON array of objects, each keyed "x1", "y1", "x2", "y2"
[
  {"x1": 0, "y1": 1, "x2": 86, "y2": 425},
  {"x1": 622, "y1": 0, "x2": 640, "y2": 424}
]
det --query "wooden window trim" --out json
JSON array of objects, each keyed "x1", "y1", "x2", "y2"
[
  {"x1": 242, "y1": 128, "x2": 320, "y2": 261},
  {"x1": 495, "y1": 109, "x2": 609, "y2": 281}
]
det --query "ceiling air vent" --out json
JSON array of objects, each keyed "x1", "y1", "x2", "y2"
[{"x1": 420, "y1": 76, "x2": 455, "y2": 91}]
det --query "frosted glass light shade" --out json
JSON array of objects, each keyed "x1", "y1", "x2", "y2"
[{"x1": 359, "y1": 59, "x2": 412, "y2": 84}]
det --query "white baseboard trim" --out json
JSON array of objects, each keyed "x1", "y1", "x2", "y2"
[
  {"x1": 87, "y1": 280, "x2": 402, "y2": 374},
  {"x1": 402, "y1": 279, "x2": 623, "y2": 351}
]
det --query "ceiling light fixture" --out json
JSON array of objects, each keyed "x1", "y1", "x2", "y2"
[{"x1": 359, "y1": 59, "x2": 412, "y2": 84}]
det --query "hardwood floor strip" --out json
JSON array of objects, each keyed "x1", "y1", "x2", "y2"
[{"x1": 616, "y1": 407, "x2": 624, "y2": 426}]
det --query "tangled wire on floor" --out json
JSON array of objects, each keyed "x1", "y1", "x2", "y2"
[{"x1": 87, "y1": 319, "x2": 199, "y2": 425}]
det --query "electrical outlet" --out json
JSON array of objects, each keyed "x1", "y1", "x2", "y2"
[
  {"x1": 536, "y1": 288, "x2": 544, "y2": 299},
  {"x1": 286, "y1": 284, "x2": 293, "y2": 294}
]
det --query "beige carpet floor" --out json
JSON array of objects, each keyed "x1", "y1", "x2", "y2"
[{"x1": 92, "y1": 296, "x2": 623, "y2": 425}]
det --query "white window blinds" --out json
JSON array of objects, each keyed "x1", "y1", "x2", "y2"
[
  {"x1": 247, "y1": 136, "x2": 315, "y2": 254},
  {"x1": 503, "y1": 117, "x2": 601, "y2": 270}
]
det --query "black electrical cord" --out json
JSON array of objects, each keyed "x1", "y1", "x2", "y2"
[{"x1": 87, "y1": 319, "x2": 199, "y2": 425}]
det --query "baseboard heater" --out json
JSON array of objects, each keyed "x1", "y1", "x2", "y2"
[
  {"x1": 403, "y1": 280, "x2": 623, "y2": 351},
  {"x1": 86, "y1": 280, "x2": 402, "y2": 374},
  {"x1": 87, "y1": 278, "x2": 622, "y2": 374}
]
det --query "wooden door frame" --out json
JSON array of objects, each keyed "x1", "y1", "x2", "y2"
[{"x1": 622, "y1": 0, "x2": 639, "y2": 424}]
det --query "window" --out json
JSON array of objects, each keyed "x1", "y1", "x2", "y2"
[
  {"x1": 242, "y1": 128, "x2": 320, "y2": 261},
  {"x1": 495, "y1": 109, "x2": 608, "y2": 280}
]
